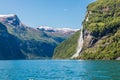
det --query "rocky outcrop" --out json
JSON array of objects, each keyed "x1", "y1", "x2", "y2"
[{"x1": 0, "y1": 14, "x2": 22, "y2": 27}]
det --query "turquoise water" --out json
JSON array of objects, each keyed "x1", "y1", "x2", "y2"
[{"x1": 0, "y1": 60, "x2": 120, "y2": 80}]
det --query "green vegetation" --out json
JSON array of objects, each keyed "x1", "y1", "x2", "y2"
[
  {"x1": 84, "y1": 0, "x2": 120, "y2": 37},
  {"x1": 0, "y1": 14, "x2": 74, "y2": 59},
  {"x1": 80, "y1": 29, "x2": 120, "y2": 60},
  {"x1": 53, "y1": 31, "x2": 80, "y2": 59},
  {"x1": 80, "y1": 0, "x2": 120, "y2": 60},
  {"x1": 53, "y1": 0, "x2": 120, "y2": 60},
  {"x1": 6, "y1": 24, "x2": 55, "y2": 43},
  {"x1": 5, "y1": 24, "x2": 59, "y2": 59}
]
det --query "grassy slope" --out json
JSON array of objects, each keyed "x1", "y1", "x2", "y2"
[{"x1": 53, "y1": 30, "x2": 80, "y2": 59}]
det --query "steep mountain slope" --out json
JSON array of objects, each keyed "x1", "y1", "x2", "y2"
[
  {"x1": 0, "y1": 23, "x2": 25, "y2": 59},
  {"x1": 53, "y1": 0, "x2": 120, "y2": 60},
  {"x1": 0, "y1": 14, "x2": 56, "y2": 59},
  {"x1": 53, "y1": 30, "x2": 80, "y2": 59},
  {"x1": 80, "y1": 0, "x2": 120, "y2": 60},
  {"x1": 0, "y1": 14, "x2": 77, "y2": 59}
]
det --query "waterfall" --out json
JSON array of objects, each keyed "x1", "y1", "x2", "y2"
[{"x1": 71, "y1": 27, "x2": 84, "y2": 58}]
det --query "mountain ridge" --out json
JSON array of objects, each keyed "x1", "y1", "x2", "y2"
[{"x1": 0, "y1": 14, "x2": 77, "y2": 59}]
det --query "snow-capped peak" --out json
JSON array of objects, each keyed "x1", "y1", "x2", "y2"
[
  {"x1": 0, "y1": 14, "x2": 16, "y2": 18},
  {"x1": 0, "y1": 14, "x2": 21, "y2": 26},
  {"x1": 37, "y1": 26, "x2": 78, "y2": 33},
  {"x1": 37, "y1": 26, "x2": 79, "y2": 37}
]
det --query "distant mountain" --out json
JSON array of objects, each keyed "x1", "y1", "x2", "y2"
[
  {"x1": 0, "y1": 14, "x2": 77, "y2": 59},
  {"x1": 37, "y1": 26, "x2": 78, "y2": 43},
  {"x1": 37, "y1": 26, "x2": 77, "y2": 34}
]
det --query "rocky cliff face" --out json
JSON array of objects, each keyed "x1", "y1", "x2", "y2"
[
  {"x1": 0, "y1": 23, "x2": 25, "y2": 59},
  {"x1": 80, "y1": 0, "x2": 120, "y2": 60},
  {"x1": 53, "y1": 0, "x2": 120, "y2": 60}
]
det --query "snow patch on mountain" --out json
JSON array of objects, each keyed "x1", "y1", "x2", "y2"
[
  {"x1": 0, "y1": 14, "x2": 21, "y2": 26},
  {"x1": 37, "y1": 26, "x2": 78, "y2": 33},
  {"x1": 0, "y1": 14, "x2": 16, "y2": 18}
]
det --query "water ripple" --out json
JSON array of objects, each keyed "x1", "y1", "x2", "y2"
[{"x1": 0, "y1": 60, "x2": 120, "y2": 80}]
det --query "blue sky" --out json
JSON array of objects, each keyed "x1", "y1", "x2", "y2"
[{"x1": 0, "y1": 0, "x2": 95, "y2": 29}]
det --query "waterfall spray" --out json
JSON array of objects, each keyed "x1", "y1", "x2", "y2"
[{"x1": 71, "y1": 27, "x2": 84, "y2": 58}]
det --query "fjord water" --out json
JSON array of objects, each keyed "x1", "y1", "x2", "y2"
[{"x1": 0, "y1": 60, "x2": 120, "y2": 80}]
